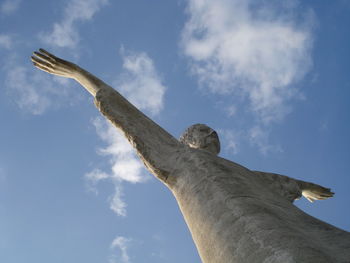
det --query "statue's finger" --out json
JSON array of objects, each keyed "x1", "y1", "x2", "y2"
[
  {"x1": 33, "y1": 62, "x2": 52, "y2": 73},
  {"x1": 33, "y1": 52, "x2": 55, "y2": 65},
  {"x1": 39, "y1": 48, "x2": 57, "y2": 60},
  {"x1": 31, "y1": 56, "x2": 53, "y2": 69},
  {"x1": 320, "y1": 192, "x2": 334, "y2": 197},
  {"x1": 306, "y1": 197, "x2": 314, "y2": 202}
]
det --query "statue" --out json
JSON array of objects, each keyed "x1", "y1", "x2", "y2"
[{"x1": 31, "y1": 49, "x2": 350, "y2": 263}]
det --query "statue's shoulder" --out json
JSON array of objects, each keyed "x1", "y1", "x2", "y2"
[
  {"x1": 253, "y1": 171, "x2": 302, "y2": 202},
  {"x1": 176, "y1": 147, "x2": 252, "y2": 177}
]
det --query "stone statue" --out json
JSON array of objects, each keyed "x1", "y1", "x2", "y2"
[{"x1": 31, "y1": 49, "x2": 350, "y2": 263}]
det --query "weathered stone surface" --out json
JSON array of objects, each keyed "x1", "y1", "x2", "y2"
[
  {"x1": 96, "y1": 88, "x2": 350, "y2": 263},
  {"x1": 32, "y1": 49, "x2": 350, "y2": 263}
]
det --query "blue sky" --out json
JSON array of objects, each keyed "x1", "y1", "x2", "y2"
[{"x1": 1, "y1": 0, "x2": 349, "y2": 262}]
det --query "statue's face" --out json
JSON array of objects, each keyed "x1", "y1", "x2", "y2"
[{"x1": 180, "y1": 124, "x2": 221, "y2": 155}]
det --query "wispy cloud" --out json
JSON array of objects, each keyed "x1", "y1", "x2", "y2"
[
  {"x1": 4, "y1": 58, "x2": 73, "y2": 115},
  {"x1": 85, "y1": 118, "x2": 148, "y2": 216},
  {"x1": 5, "y1": 65, "x2": 51, "y2": 114},
  {"x1": 0, "y1": 35, "x2": 12, "y2": 49},
  {"x1": 218, "y1": 129, "x2": 240, "y2": 154},
  {"x1": 218, "y1": 126, "x2": 283, "y2": 155},
  {"x1": 181, "y1": 0, "x2": 313, "y2": 123},
  {"x1": 116, "y1": 49, "x2": 167, "y2": 116},
  {"x1": 39, "y1": 0, "x2": 108, "y2": 48},
  {"x1": 0, "y1": 0, "x2": 21, "y2": 15},
  {"x1": 109, "y1": 185, "x2": 128, "y2": 217},
  {"x1": 92, "y1": 118, "x2": 146, "y2": 184},
  {"x1": 86, "y1": 50, "x2": 167, "y2": 216},
  {"x1": 249, "y1": 125, "x2": 282, "y2": 155},
  {"x1": 110, "y1": 236, "x2": 132, "y2": 263},
  {"x1": 181, "y1": 0, "x2": 314, "y2": 154}
]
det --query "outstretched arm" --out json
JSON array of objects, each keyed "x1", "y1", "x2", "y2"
[
  {"x1": 253, "y1": 171, "x2": 334, "y2": 203},
  {"x1": 31, "y1": 49, "x2": 182, "y2": 184}
]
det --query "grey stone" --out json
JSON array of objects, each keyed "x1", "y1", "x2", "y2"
[{"x1": 32, "y1": 49, "x2": 350, "y2": 263}]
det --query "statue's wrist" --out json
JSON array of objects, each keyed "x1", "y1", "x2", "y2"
[
  {"x1": 296, "y1": 180, "x2": 306, "y2": 190},
  {"x1": 73, "y1": 67, "x2": 88, "y2": 81}
]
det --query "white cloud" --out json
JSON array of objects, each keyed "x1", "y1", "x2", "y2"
[
  {"x1": 40, "y1": 0, "x2": 108, "y2": 48},
  {"x1": 225, "y1": 105, "x2": 237, "y2": 117},
  {"x1": 92, "y1": 118, "x2": 146, "y2": 184},
  {"x1": 6, "y1": 66, "x2": 50, "y2": 115},
  {"x1": 217, "y1": 125, "x2": 283, "y2": 155},
  {"x1": 85, "y1": 118, "x2": 149, "y2": 216},
  {"x1": 249, "y1": 125, "x2": 282, "y2": 154},
  {"x1": 3, "y1": 52, "x2": 78, "y2": 115},
  {"x1": 116, "y1": 49, "x2": 166, "y2": 116},
  {"x1": 110, "y1": 236, "x2": 132, "y2": 263},
  {"x1": 85, "y1": 168, "x2": 109, "y2": 182},
  {"x1": 84, "y1": 168, "x2": 109, "y2": 194},
  {"x1": 218, "y1": 129, "x2": 239, "y2": 154},
  {"x1": 4, "y1": 64, "x2": 71, "y2": 115},
  {"x1": 109, "y1": 185, "x2": 127, "y2": 217},
  {"x1": 0, "y1": 0, "x2": 21, "y2": 15},
  {"x1": 0, "y1": 35, "x2": 12, "y2": 49},
  {"x1": 181, "y1": 0, "x2": 313, "y2": 123}
]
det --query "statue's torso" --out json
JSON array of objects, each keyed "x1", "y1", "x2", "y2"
[
  {"x1": 94, "y1": 74, "x2": 350, "y2": 262},
  {"x1": 167, "y1": 148, "x2": 350, "y2": 263}
]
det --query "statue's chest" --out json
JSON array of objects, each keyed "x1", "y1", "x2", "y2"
[{"x1": 171, "y1": 150, "x2": 262, "y2": 202}]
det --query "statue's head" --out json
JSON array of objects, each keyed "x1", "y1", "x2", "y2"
[{"x1": 179, "y1": 124, "x2": 220, "y2": 155}]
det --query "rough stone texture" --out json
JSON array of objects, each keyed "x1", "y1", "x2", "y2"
[
  {"x1": 30, "y1": 49, "x2": 350, "y2": 263},
  {"x1": 95, "y1": 87, "x2": 350, "y2": 263}
]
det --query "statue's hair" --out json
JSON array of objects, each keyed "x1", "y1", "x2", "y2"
[
  {"x1": 179, "y1": 123, "x2": 220, "y2": 154},
  {"x1": 179, "y1": 123, "x2": 206, "y2": 144}
]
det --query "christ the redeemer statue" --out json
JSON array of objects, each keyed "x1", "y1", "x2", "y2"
[{"x1": 31, "y1": 49, "x2": 350, "y2": 263}]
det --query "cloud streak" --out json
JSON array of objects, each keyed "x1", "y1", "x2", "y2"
[
  {"x1": 4, "y1": 60, "x2": 73, "y2": 115},
  {"x1": 40, "y1": 0, "x2": 108, "y2": 48},
  {"x1": 116, "y1": 49, "x2": 167, "y2": 116},
  {"x1": 0, "y1": 35, "x2": 12, "y2": 49},
  {"x1": 110, "y1": 236, "x2": 132, "y2": 263},
  {"x1": 182, "y1": 0, "x2": 313, "y2": 123},
  {"x1": 249, "y1": 125, "x2": 282, "y2": 155},
  {"x1": 218, "y1": 129, "x2": 240, "y2": 155}
]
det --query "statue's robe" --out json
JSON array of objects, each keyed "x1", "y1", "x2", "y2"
[{"x1": 95, "y1": 87, "x2": 350, "y2": 263}]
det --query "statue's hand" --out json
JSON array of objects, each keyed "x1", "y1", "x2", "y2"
[
  {"x1": 301, "y1": 182, "x2": 334, "y2": 202},
  {"x1": 31, "y1": 49, "x2": 79, "y2": 79}
]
